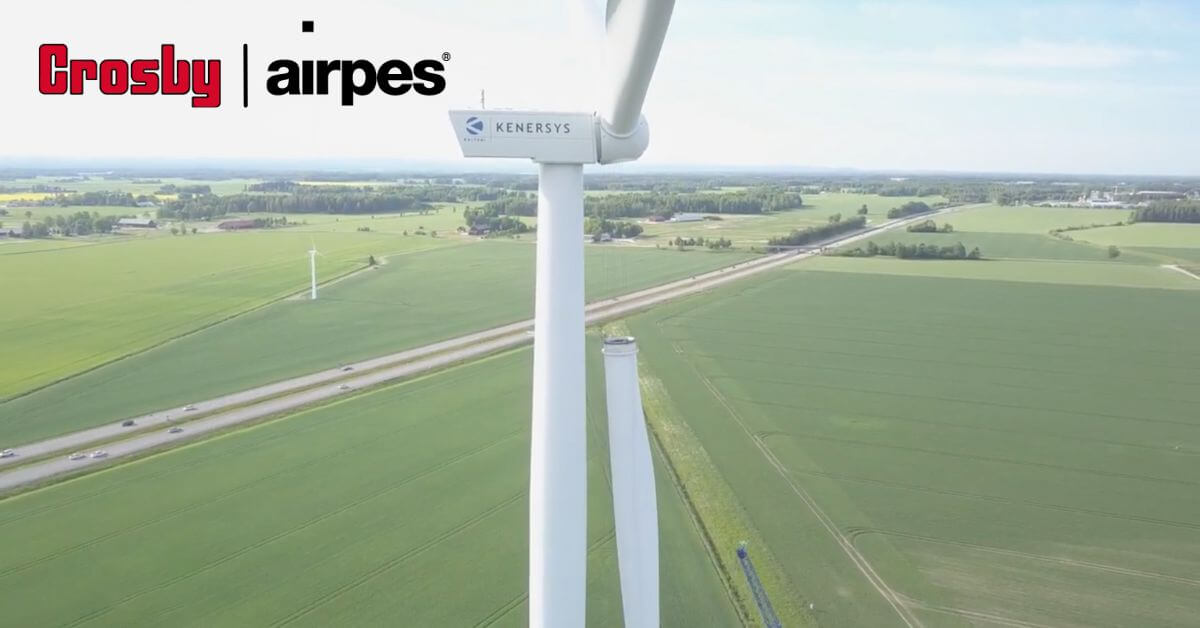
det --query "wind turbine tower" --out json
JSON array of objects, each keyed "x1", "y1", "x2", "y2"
[
  {"x1": 308, "y1": 241, "x2": 321, "y2": 300},
  {"x1": 449, "y1": 1, "x2": 675, "y2": 626}
]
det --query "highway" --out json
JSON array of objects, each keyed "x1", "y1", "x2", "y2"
[{"x1": 0, "y1": 205, "x2": 974, "y2": 493}]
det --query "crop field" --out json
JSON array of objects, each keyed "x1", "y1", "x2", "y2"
[
  {"x1": 0, "y1": 204, "x2": 147, "y2": 223},
  {"x1": 241, "y1": 206, "x2": 482, "y2": 235},
  {"x1": 921, "y1": 204, "x2": 1200, "y2": 270},
  {"x1": 800, "y1": 255, "x2": 1200, "y2": 290},
  {"x1": 0, "y1": 227, "x2": 458, "y2": 400},
  {"x1": 1070, "y1": 223, "x2": 1200, "y2": 249},
  {"x1": 0, "y1": 345, "x2": 737, "y2": 627},
  {"x1": 945, "y1": 204, "x2": 1132, "y2": 234},
  {"x1": 625, "y1": 259, "x2": 1200, "y2": 627},
  {"x1": 638, "y1": 193, "x2": 944, "y2": 245},
  {"x1": 1, "y1": 176, "x2": 262, "y2": 196},
  {"x1": 0, "y1": 237, "x2": 94, "y2": 254},
  {"x1": 842, "y1": 230, "x2": 1166, "y2": 264},
  {"x1": 0, "y1": 241, "x2": 753, "y2": 445},
  {"x1": 0, "y1": 191, "x2": 54, "y2": 203}
]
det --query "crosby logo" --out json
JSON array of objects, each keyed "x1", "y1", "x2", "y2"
[
  {"x1": 465, "y1": 116, "x2": 484, "y2": 136},
  {"x1": 39, "y1": 44, "x2": 220, "y2": 107},
  {"x1": 37, "y1": 21, "x2": 448, "y2": 109}
]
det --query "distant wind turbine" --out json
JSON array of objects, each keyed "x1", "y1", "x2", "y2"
[{"x1": 308, "y1": 239, "x2": 324, "y2": 300}]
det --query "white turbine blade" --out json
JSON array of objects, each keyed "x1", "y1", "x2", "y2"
[
  {"x1": 602, "y1": 337, "x2": 659, "y2": 628},
  {"x1": 600, "y1": 0, "x2": 676, "y2": 136},
  {"x1": 568, "y1": 0, "x2": 606, "y2": 108}
]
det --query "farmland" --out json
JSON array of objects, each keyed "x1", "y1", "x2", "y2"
[
  {"x1": 625, "y1": 252, "x2": 1200, "y2": 627},
  {"x1": 0, "y1": 345, "x2": 737, "y2": 627},
  {"x1": 638, "y1": 192, "x2": 945, "y2": 245},
  {"x1": 943, "y1": 204, "x2": 1132, "y2": 234},
  {"x1": 0, "y1": 241, "x2": 753, "y2": 445},
  {"x1": 1, "y1": 176, "x2": 262, "y2": 196},
  {"x1": 0, "y1": 225, "x2": 457, "y2": 399},
  {"x1": 838, "y1": 202, "x2": 1200, "y2": 269}
]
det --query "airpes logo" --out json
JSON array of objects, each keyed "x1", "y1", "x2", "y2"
[{"x1": 37, "y1": 20, "x2": 448, "y2": 109}]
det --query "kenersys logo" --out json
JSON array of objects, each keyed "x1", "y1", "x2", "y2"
[
  {"x1": 38, "y1": 20, "x2": 448, "y2": 109},
  {"x1": 465, "y1": 116, "x2": 484, "y2": 136}
]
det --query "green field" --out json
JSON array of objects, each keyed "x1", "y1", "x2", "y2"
[
  {"x1": 0, "y1": 226, "x2": 458, "y2": 399},
  {"x1": 800, "y1": 255, "x2": 1200, "y2": 290},
  {"x1": 1072, "y1": 223, "x2": 1200, "y2": 249},
  {"x1": 0, "y1": 346, "x2": 738, "y2": 626},
  {"x1": 624, "y1": 263, "x2": 1200, "y2": 627},
  {"x1": 0, "y1": 204, "x2": 150, "y2": 224},
  {"x1": 0, "y1": 241, "x2": 753, "y2": 445},
  {"x1": 840, "y1": 229, "x2": 1162, "y2": 264},
  {"x1": 639, "y1": 193, "x2": 944, "y2": 245},
  {"x1": 2, "y1": 176, "x2": 262, "y2": 196},
  {"x1": 946, "y1": 204, "x2": 1132, "y2": 234}
]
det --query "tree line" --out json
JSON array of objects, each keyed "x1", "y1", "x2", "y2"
[
  {"x1": 839, "y1": 240, "x2": 981, "y2": 260},
  {"x1": 461, "y1": 206, "x2": 529, "y2": 235},
  {"x1": 156, "y1": 183, "x2": 212, "y2": 195},
  {"x1": 584, "y1": 217, "x2": 643, "y2": 239},
  {"x1": 11, "y1": 211, "x2": 126, "y2": 238},
  {"x1": 245, "y1": 181, "x2": 507, "y2": 202},
  {"x1": 670, "y1": 236, "x2": 732, "y2": 249},
  {"x1": 1131, "y1": 202, "x2": 1200, "y2": 223},
  {"x1": 766, "y1": 215, "x2": 866, "y2": 248},
  {"x1": 158, "y1": 190, "x2": 441, "y2": 220},
  {"x1": 886, "y1": 201, "x2": 934, "y2": 219},
  {"x1": 906, "y1": 219, "x2": 953, "y2": 233},
  {"x1": 474, "y1": 187, "x2": 805, "y2": 221}
]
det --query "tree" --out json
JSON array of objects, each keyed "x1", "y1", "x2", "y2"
[
  {"x1": 828, "y1": 213, "x2": 842, "y2": 223},
  {"x1": 767, "y1": 216, "x2": 866, "y2": 248},
  {"x1": 886, "y1": 201, "x2": 933, "y2": 219},
  {"x1": 191, "y1": 227, "x2": 197, "y2": 234},
  {"x1": 368, "y1": 255, "x2": 378, "y2": 266},
  {"x1": 170, "y1": 227, "x2": 179, "y2": 235},
  {"x1": 858, "y1": 204, "x2": 868, "y2": 215},
  {"x1": 24, "y1": 210, "x2": 32, "y2": 219},
  {"x1": 1107, "y1": 245, "x2": 1120, "y2": 258}
]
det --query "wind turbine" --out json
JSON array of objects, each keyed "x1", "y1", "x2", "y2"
[
  {"x1": 449, "y1": 1, "x2": 675, "y2": 626},
  {"x1": 308, "y1": 239, "x2": 324, "y2": 300}
]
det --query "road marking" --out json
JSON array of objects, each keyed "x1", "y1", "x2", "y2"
[{"x1": 1163, "y1": 264, "x2": 1200, "y2": 282}]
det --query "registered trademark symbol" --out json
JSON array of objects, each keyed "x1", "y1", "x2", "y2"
[{"x1": 442, "y1": 52, "x2": 451, "y2": 62}]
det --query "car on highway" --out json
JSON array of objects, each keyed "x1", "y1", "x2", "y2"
[
  {"x1": 68, "y1": 452, "x2": 86, "y2": 461},
  {"x1": 90, "y1": 450, "x2": 108, "y2": 459},
  {"x1": 1, "y1": 449, "x2": 15, "y2": 458},
  {"x1": 339, "y1": 384, "x2": 351, "y2": 390},
  {"x1": 183, "y1": 405, "x2": 197, "y2": 411},
  {"x1": 168, "y1": 426, "x2": 184, "y2": 434},
  {"x1": 341, "y1": 365, "x2": 354, "y2": 372},
  {"x1": 121, "y1": 419, "x2": 135, "y2": 427}
]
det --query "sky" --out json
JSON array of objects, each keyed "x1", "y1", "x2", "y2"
[{"x1": 1, "y1": 0, "x2": 1197, "y2": 175}]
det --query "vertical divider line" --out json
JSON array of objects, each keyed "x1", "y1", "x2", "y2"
[{"x1": 242, "y1": 44, "x2": 249, "y2": 108}]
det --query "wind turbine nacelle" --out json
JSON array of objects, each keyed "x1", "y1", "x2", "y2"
[{"x1": 448, "y1": 109, "x2": 649, "y2": 165}]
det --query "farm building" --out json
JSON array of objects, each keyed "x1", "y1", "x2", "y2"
[
  {"x1": 218, "y1": 219, "x2": 258, "y2": 230},
  {"x1": 116, "y1": 218, "x2": 157, "y2": 229},
  {"x1": 669, "y1": 212, "x2": 704, "y2": 223}
]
